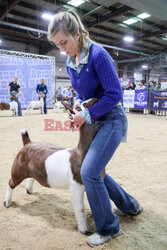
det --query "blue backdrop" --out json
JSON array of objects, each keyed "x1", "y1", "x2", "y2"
[{"x1": 0, "y1": 55, "x2": 53, "y2": 108}]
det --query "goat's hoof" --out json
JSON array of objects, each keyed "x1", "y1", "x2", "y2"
[
  {"x1": 4, "y1": 201, "x2": 11, "y2": 208},
  {"x1": 79, "y1": 229, "x2": 91, "y2": 235},
  {"x1": 26, "y1": 189, "x2": 33, "y2": 195},
  {"x1": 84, "y1": 230, "x2": 91, "y2": 235}
]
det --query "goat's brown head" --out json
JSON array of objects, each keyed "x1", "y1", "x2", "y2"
[
  {"x1": 61, "y1": 98, "x2": 98, "y2": 131},
  {"x1": 11, "y1": 95, "x2": 18, "y2": 102},
  {"x1": 61, "y1": 98, "x2": 98, "y2": 115}
]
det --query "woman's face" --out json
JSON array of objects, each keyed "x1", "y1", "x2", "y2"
[{"x1": 52, "y1": 30, "x2": 80, "y2": 57}]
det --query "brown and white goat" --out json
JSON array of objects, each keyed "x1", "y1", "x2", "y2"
[
  {"x1": 4, "y1": 99, "x2": 104, "y2": 234},
  {"x1": 0, "y1": 95, "x2": 18, "y2": 116}
]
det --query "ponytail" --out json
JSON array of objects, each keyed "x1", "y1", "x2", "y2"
[{"x1": 48, "y1": 10, "x2": 94, "y2": 53}]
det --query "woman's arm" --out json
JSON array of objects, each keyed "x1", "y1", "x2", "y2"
[
  {"x1": 8, "y1": 86, "x2": 11, "y2": 97},
  {"x1": 88, "y1": 49, "x2": 122, "y2": 120}
]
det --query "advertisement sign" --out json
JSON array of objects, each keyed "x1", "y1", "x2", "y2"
[
  {"x1": 134, "y1": 90, "x2": 148, "y2": 109},
  {"x1": 123, "y1": 90, "x2": 148, "y2": 109},
  {"x1": 123, "y1": 90, "x2": 135, "y2": 108},
  {"x1": 149, "y1": 91, "x2": 167, "y2": 110}
]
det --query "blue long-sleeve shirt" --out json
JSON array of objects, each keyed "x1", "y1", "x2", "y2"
[
  {"x1": 66, "y1": 43, "x2": 122, "y2": 120},
  {"x1": 36, "y1": 84, "x2": 48, "y2": 95}
]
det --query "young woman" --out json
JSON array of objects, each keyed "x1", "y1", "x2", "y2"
[
  {"x1": 36, "y1": 79, "x2": 48, "y2": 114},
  {"x1": 8, "y1": 76, "x2": 22, "y2": 116},
  {"x1": 48, "y1": 10, "x2": 142, "y2": 247}
]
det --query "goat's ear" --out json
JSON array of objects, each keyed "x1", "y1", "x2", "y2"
[
  {"x1": 61, "y1": 101, "x2": 75, "y2": 114},
  {"x1": 82, "y1": 98, "x2": 98, "y2": 108}
]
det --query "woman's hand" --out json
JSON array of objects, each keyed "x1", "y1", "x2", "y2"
[{"x1": 70, "y1": 108, "x2": 85, "y2": 128}]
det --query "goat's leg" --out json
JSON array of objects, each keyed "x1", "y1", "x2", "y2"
[
  {"x1": 70, "y1": 181, "x2": 89, "y2": 234},
  {"x1": 25, "y1": 107, "x2": 30, "y2": 114},
  {"x1": 40, "y1": 107, "x2": 44, "y2": 114},
  {"x1": 4, "y1": 182, "x2": 14, "y2": 208},
  {"x1": 26, "y1": 178, "x2": 35, "y2": 194},
  {"x1": 28, "y1": 108, "x2": 33, "y2": 114},
  {"x1": 4, "y1": 174, "x2": 27, "y2": 208},
  {"x1": 15, "y1": 107, "x2": 18, "y2": 116}
]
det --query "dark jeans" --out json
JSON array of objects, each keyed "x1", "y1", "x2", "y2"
[{"x1": 43, "y1": 95, "x2": 47, "y2": 114}]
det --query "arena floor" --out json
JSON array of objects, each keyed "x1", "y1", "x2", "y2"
[{"x1": 0, "y1": 109, "x2": 167, "y2": 250}]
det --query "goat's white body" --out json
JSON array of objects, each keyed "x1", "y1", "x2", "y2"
[
  {"x1": 53, "y1": 101, "x2": 64, "y2": 112},
  {"x1": 45, "y1": 149, "x2": 88, "y2": 233},
  {"x1": 45, "y1": 149, "x2": 72, "y2": 188},
  {"x1": 26, "y1": 98, "x2": 44, "y2": 114},
  {"x1": 9, "y1": 101, "x2": 18, "y2": 116}
]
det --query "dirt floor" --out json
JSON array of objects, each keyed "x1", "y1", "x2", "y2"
[{"x1": 0, "y1": 109, "x2": 167, "y2": 250}]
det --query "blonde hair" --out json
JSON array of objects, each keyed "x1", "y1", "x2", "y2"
[{"x1": 48, "y1": 10, "x2": 93, "y2": 53}]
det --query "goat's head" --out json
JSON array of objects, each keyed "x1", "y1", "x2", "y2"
[
  {"x1": 11, "y1": 95, "x2": 18, "y2": 102},
  {"x1": 39, "y1": 92, "x2": 45, "y2": 98},
  {"x1": 61, "y1": 98, "x2": 98, "y2": 130},
  {"x1": 61, "y1": 98, "x2": 98, "y2": 115}
]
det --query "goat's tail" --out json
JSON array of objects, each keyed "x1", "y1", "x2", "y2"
[{"x1": 20, "y1": 129, "x2": 31, "y2": 145}]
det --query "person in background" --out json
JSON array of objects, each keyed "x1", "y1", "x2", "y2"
[
  {"x1": 61, "y1": 86, "x2": 67, "y2": 101},
  {"x1": 153, "y1": 81, "x2": 158, "y2": 90},
  {"x1": 8, "y1": 76, "x2": 22, "y2": 116},
  {"x1": 69, "y1": 86, "x2": 76, "y2": 107},
  {"x1": 136, "y1": 80, "x2": 146, "y2": 90},
  {"x1": 36, "y1": 79, "x2": 48, "y2": 114},
  {"x1": 48, "y1": 10, "x2": 143, "y2": 247},
  {"x1": 62, "y1": 85, "x2": 73, "y2": 105},
  {"x1": 126, "y1": 82, "x2": 136, "y2": 90},
  {"x1": 146, "y1": 81, "x2": 156, "y2": 91},
  {"x1": 55, "y1": 85, "x2": 62, "y2": 101},
  {"x1": 156, "y1": 83, "x2": 162, "y2": 91}
]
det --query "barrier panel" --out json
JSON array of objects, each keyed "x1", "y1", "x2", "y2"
[
  {"x1": 123, "y1": 90, "x2": 148, "y2": 109},
  {"x1": 123, "y1": 90, "x2": 167, "y2": 116},
  {"x1": 149, "y1": 91, "x2": 167, "y2": 111}
]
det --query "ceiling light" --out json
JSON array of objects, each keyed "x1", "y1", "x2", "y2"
[
  {"x1": 118, "y1": 23, "x2": 128, "y2": 28},
  {"x1": 68, "y1": 0, "x2": 85, "y2": 7},
  {"x1": 59, "y1": 68, "x2": 62, "y2": 71},
  {"x1": 60, "y1": 51, "x2": 67, "y2": 55},
  {"x1": 137, "y1": 13, "x2": 151, "y2": 19},
  {"x1": 123, "y1": 18, "x2": 138, "y2": 25},
  {"x1": 142, "y1": 65, "x2": 148, "y2": 69},
  {"x1": 123, "y1": 36, "x2": 134, "y2": 42},
  {"x1": 42, "y1": 13, "x2": 54, "y2": 20},
  {"x1": 0, "y1": 40, "x2": 2, "y2": 43},
  {"x1": 162, "y1": 37, "x2": 167, "y2": 41}
]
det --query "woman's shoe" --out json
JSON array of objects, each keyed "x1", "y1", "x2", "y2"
[{"x1": 86, "y1": 229, "x2": 122, "y2": 247}]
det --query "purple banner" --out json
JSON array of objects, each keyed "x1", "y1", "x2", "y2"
[
  {"x1": 134, "y1": 90, "x2": 148, "y2": 109},
  {"x1": 149, "y1": 91, "x2": 167, "y2": 110}
]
